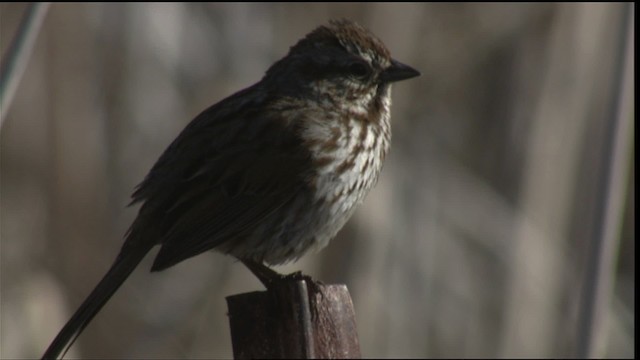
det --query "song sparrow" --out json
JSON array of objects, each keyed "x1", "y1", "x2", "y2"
[{"x1": 43, "y1": 18, "x2": 419, "y2": 359}]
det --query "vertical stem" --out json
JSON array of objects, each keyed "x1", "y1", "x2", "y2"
[
  {"x1": 0, "y1": 2, "x2": 51, "y2": 126},
  {"x1": 576, "y1": 3, "x2": 635, "y2": 358}
]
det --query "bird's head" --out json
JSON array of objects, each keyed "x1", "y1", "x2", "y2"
[{"x1": 264, "y1": 19, "x2": 420, "y2": 115}]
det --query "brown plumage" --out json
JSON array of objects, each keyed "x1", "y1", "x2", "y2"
[{"x1": 42, "y1": 19, "x2": 419, "y2": 359}]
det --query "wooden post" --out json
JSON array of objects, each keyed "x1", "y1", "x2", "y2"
[{"x1": 226, "y1": 280, "x2": 361, "y2": 359}]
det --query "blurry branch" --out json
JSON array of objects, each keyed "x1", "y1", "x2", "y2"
[
  {"x1": 0, "y1": 2, "x2": 50, "y2": 128},
  {"x1": 577, "y1": 3, "x2": 635, "y2": 358},
  {"x1": 498, "y1": 4, "x2": 630, "y2": 357}
]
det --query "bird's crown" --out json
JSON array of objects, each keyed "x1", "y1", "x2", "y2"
[{"x1": 293, "y1": 19, "x2": 391, "y2": 69}]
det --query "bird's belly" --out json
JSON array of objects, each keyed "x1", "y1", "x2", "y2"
[
  {"x1": 233, "y1": 148, "x2": 384, "y2": 266},
  {"x1": 311, "y1": 169, "x2": 379, "y2": 248}
]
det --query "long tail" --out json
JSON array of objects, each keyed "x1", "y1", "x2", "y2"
[{"x1": 42, "y1": 243, "x2": 152, "y2": 359}]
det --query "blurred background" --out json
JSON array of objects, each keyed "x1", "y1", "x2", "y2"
[{"x1": 0, "y1": 3, "x2": 634, "y2": 359}]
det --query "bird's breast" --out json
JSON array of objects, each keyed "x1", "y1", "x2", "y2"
[{"x1": 300, "y1": 106, "x2": 391, "y2": 249}]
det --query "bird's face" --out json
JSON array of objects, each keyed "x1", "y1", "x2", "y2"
[{"x1": 305, "y1": 44, "x2": 391, "y2": 118}]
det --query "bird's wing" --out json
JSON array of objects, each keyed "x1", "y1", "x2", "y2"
[
  {"x1": 126, "y1": 91, "x2": 313, "y2": 271},
  {"x1": 151, "y1": 143, "x2": 310, "y2": 270}
]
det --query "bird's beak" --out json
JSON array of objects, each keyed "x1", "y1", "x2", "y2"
[{"x1": 380, "y1": 59, "x2": 420, "y2": 83}]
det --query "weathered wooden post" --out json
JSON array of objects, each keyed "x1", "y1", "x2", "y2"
[{"x1": 226, "y1": 279, "x2": 361, "y2": 359}]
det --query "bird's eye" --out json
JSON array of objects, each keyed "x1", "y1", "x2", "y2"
[{"x1": 348, "y1": 61, "x2": 370, "y2": 79}]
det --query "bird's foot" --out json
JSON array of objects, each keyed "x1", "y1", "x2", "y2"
[{"x1": 240, "y1": 260, "x2": 325, "y2": 300}]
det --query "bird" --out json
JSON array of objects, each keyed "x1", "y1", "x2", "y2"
[{"x1": 42, "y1": 18, "x2": 420, "y2": 359}]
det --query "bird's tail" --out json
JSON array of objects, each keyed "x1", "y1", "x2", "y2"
[{"x1": 42, "y1": 242, "x2": 151, "y2": 359}]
